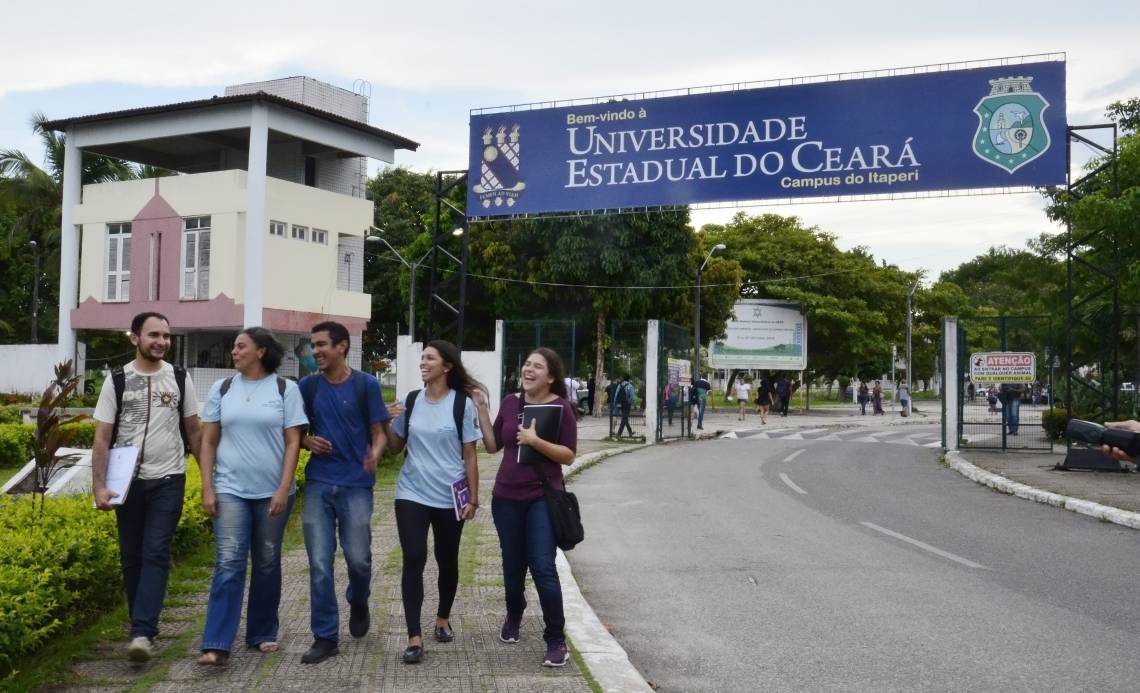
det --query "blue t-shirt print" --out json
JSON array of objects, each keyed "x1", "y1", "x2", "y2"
[
  {"x1": 303, "y1": 373, "x2": 389, "y2": 488},
  {"x1": 393, "y1": 390, "x2": 481, "y2": 509}
]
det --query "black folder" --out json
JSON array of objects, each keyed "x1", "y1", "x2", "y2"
[{"x1": 519, "y1": 403, "x2": 563, "y2": 466}]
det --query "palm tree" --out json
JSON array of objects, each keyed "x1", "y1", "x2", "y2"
[
  {"x1": 0, "y1": 111, "x2": 136, "y2": 243},
  {"x1": 0, "y1": 111, "x2": 138, "y2": 344}
]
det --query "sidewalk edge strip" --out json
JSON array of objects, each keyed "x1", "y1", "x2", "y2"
[
  {"x1": 947, "y1": 450, "x2": 1140, "y2": 530},
  {"x1": 560, "y1": 446, "x2": 656, "y2": 693}
]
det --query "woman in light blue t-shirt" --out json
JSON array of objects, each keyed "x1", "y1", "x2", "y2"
[
  {"x1": 388, "y1": 339, "x2": 484, "y2": 665},
  {"x1": 196, "y1": 327, "x2": 308, "y2": 665}
]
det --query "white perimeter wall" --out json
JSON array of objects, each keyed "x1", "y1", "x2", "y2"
[
  {"x1": 0, "y1": 345, "x2": 63, "y2": 395},
  {"x1": 395, "y1": 333, "x2": 503, "y2": 422}
]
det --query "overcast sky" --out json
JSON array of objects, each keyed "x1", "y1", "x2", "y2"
[{"x1": 2, "y1": 0, "x2": 1136, "y2": 279}]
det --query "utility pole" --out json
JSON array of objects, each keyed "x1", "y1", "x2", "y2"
[
  {"x1": 906, "y1": 278, "x2": 920, "y2": 415},
  {"x1": 28, "y1": 240, "x2": 39, "y2": 343},
  {"x1": 693, "y1": 243, "x2": 726, "y2": 382}
]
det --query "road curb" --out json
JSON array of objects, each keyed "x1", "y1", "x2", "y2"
[
  {"x1": 559, "y1": 446, "x2": 656, "y2": 693},
  {"x1": 947, "y1": 450, "x2": 1140, "y2": 530}
]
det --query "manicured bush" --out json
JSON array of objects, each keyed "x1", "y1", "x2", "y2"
[
  {"x1": 0, "y1": 424, "x2": 33, "y2": 468},
  {"x1": 1042, "y1": 407, "x2": 1071, "y2": 440},
  {"x1": 0, "y1": 405, "x2": 25, "y2": 425},
  {"x1": 0, "y1": 456, "x2": 215, "y2": 681},
  {"x1": 58, "y1": 421, "x2": 96, "y2": 449},
  {"x1": 0, "y1": 494, "x2": 120, "y2": 678}
]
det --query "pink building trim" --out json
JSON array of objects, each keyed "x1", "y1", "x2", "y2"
[
  {"x1": 71, "y1": 294, "x2": 244, "y2": 331},
  {"x1": 263, "y1": 308, "x2": 366, "y2": 335}
]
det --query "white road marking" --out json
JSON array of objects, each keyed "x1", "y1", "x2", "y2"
[
  {"x1": 779, "y1": 473, "x2": 808, "y2": 495},
  {"x1": 783, "y1": 449, "x2": 805, "y2": 462},
  {"x1": 923, "y1": 441, "x2": 943, "y2": 448},
  {"x1": 744, "y1": 433, "x2": 770, "y2": 440},
  {"x1": 860, "y1": 522, "x2": 989, "y2": 569},
  {"x1": 720, "y1": 432, "x2": 738, "y2": 439}
]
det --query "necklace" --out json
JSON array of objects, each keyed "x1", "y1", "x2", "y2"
[{"x1": 242, "y1": 375, "x2": 270, "y2": 402}]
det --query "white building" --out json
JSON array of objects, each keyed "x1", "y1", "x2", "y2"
[{"x1": 42, "y1": 77, "x2": 417, "y2": 402}]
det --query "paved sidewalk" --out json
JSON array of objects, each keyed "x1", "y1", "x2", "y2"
[{"x1": 52, "y1": 451, "x2": 597, "y2": 692}]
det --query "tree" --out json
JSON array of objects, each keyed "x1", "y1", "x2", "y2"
[{"x1": 0, "y1": 112, "x2": 136, "y2": 346}]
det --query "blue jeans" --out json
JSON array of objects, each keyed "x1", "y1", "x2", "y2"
[
  {"x1": 303, "y1": 481, "x2": 374, "y2": 642},
  {"x1": 1006, "y1": 396, "x2": 1021, "y2": 434},
  {"x1": 114, "y1": 474, "x2": 185, "y2": 640},
  {"x1": 201, "y1": 493, "x2": 295, "y2": 652},
  {"x1": 492, "y1": 496, "x2": 564, "y2": 644}
]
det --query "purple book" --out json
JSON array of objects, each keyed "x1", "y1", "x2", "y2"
[{"x1": 451, "y1": 476, "x2": 471, "y2": 521}]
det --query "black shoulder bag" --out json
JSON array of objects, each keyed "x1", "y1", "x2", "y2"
[{"x1": 523, "y1": 398, "x2": 584, "y2": 551}]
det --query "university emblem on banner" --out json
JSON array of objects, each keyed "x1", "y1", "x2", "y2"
[
  {"x1": 472, "y1": 124, "x2": 526, "y2": 208},
  {"x1": 972, "y1": 76, "x2": 1051, "y2": 174}
]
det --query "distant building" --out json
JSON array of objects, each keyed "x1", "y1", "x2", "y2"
[{"x1": 42, "y1": 77, "x2": 417, "y2": 403}]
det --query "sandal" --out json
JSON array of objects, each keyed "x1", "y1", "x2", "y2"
[
  {"x1": 197, "y1": 649, "x2": 229, "y2": 666},
  {"x1": 257, "y1": 641, "x2": 279, "y2": 653}
]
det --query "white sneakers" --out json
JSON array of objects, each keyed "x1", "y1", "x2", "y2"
[{"x1": 127, "y1": 636, "x2": 153, "y2": 662}]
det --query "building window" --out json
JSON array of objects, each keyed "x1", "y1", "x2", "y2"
[
  {"x1": 291, "y1": 224, "x2": 308, "y2": 241},
  {"x1": 311, "y1": 228, "x2": 328, "y2": 245},
  {"x1": 105, "y1": 222, "x2": 131, "y2": 302},
  {"x1": 269, "y1": 220, "x2": 286, "y2": 237},
  {"x1": 181, "y1": 216, "x2": 211, "y2": 300}
]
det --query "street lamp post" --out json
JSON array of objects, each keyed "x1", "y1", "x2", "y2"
[
  {"x1": 27, "y1": 240, "x2": 39, "y2": 343},
  {"x1": 905, "y1": 278, "x2": 920, "y2": 416},
  {"x1": 693, "y1": 243, "x2": 726, "y2": 383},
  {"x1": 366, "y1": 227, "x2": 461, "y2": 342}
]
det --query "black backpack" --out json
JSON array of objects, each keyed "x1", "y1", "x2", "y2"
[
  {"x1": 111, "y1": 365, "x2": 190, "y2": 452},
  {"x1": 219, "y1": 375, "x2": 288, "y2": 400},
  {"x1": 403, "y1": 388, "x2": 468, "y2": 455}
]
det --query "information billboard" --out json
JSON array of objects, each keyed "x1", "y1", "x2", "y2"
[
  {"x1": 468, "y1": 58, "x2": 1066, "y2": 216},
  {"x1": 708, "y1": 300, "x2": 807, "y2": 371}
]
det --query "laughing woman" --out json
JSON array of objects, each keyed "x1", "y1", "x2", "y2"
[
  {"x1": 387, "y1": 340, "x2": 484, "y2": 664},
  {"x1": 472, "y1": 347, "x2": 578, "y2": 668},
  {"x1": 197, "y1": 327, "x2": 307, "y2": 665}
]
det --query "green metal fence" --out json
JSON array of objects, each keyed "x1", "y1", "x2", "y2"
[{"x1": 657, "y1": 320, "x2": 693, "y2": 441}]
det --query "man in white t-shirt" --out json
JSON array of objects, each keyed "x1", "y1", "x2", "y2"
[{"x1": 91, "y1": 312, "x2": 202, "y2": 663}]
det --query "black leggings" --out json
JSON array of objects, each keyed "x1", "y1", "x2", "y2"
[{"x1": 394, "y1": 499, "x2": 465, "y2": 638}]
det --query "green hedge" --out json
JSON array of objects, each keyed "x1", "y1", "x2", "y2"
[
  {"x1": 0, "y1": 461, "x2": 212, "y2": 681},
  {"x1": 0, "y1": 424, "x2": 33, "y2": 469},
  {"x1": 0, "y1": 423, "x2": 98, "y2": 469}
]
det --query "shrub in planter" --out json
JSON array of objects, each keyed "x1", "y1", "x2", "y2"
[
  {"x1": 0, "y1": 424, "x2": 33, "y2": 468},
  {"x1": 1041, "y1": 407, "x2": 1071, "y2": 440}
]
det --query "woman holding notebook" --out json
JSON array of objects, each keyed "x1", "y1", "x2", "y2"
[
  {"x1": 387, "y1": 340, "x2": 483, "y2": 664},
  {"x1": 473, "y1": 347, "x2": 578, "y2": 668}
]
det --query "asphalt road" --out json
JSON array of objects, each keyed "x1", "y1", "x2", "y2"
[{"x1": 568, "y1": 428, "x2": 1140, "y2": 692}]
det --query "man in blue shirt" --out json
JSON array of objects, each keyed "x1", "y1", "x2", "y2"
[{"x1": 299, "y1": 321, "x2": 389, "y2": 664}]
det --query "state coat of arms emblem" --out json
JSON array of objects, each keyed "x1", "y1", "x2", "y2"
[{"x1": 973, "y1": 76, "x2": 1052, "y2": 174}]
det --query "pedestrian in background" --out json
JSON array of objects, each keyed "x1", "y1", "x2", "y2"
[
  {"x1": 776, "y1": 376, "x2": 792, "y2": 417},
  {"x1": 897, "y1": 382, "x2": 911, "y2": 417},
  {"x1": 693, "y1": 373, "x2": 711, "y2": 430},
  {"x1": 197, "y1": 328, "x2": 306, "y2": 665},
  {"x1": 734, "y1": 376, "x2": 752, "y2": 421},
  {"x1": 757, "y1": 375, "x2": 776, "y2": 424},
  {"x1": 475, "y1": 347, "x2": 578, "y2": 668},
  {"x1": 614, "y1": 374, "x2": 636, "y2": 437},
  {"x1": 872, "y1": 381, "x2": 885, "y2": 415},
  {"x1": 858, "y1": 381, "x2": 869, "y2": 415},
  {"x1": 386, "y1": 340, "x2": 483, "y2": 664}
]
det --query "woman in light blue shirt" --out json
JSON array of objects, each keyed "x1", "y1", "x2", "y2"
[
  {"x1": 197, "y1": 327, "x2": 307, "y2": 665},
  {"x1": 388, "y1": 339, "x2": 483, "y2": 664}
]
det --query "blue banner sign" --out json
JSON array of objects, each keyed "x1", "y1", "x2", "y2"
[{"x1": 468, "y1": 60, "x2": 1066, "y2": 216}]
